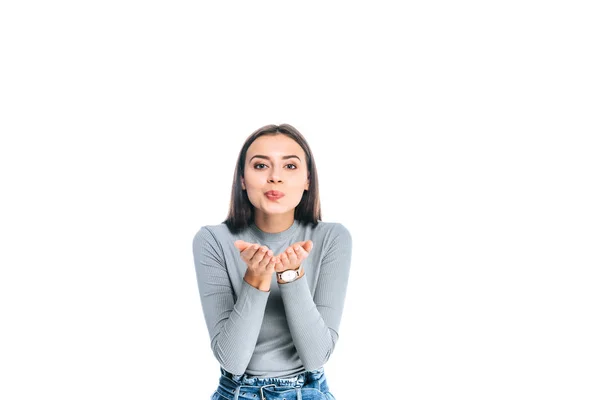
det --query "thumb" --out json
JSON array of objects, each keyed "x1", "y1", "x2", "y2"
[
  {"x1": 234, "y1": 240, "x2": 249, "y2": 251},
  {"x1": 302, "y1": 240, "x2": 313, "y2": 252}
]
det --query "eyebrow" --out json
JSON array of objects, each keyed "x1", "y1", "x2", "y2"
[{"x1": 249, "y1": 155, "x2": 302, "y2": 163}]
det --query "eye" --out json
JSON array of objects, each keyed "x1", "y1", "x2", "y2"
[{"x1": 253, "y1": 163, "x2": 298, "y2": 170}]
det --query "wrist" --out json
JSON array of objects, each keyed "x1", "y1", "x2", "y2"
[
  {"x1": 244, "y1": 271, "x2": 272, "y2": 292},
  {"x1": 277, "y1": 264, "x2": 304, "y2": 284}
]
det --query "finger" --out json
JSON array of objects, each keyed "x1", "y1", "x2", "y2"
[
  {"x1": 274, "y1": 259, "x2": 284, "y2": 272},
  {"x1": 258, "y1": 250, "x2": 274, "y2": 269},
  {"x1": 242, "y1": 244, "x2": 260, "y2": 260},
  {"x1": 293, "y1": 244, "x2": 307, "y2": 260},
  {"x1": 285, "y1": 247, "x2": 298, "y2": 265},
  {"x1": 250, "y1": 246, "x2": 270, "y2": 264},
  {"x1": 260, "y1": 246, "x2": 273, "y2": 266},
  {"x1": 280, "y1": 250, "x2": 291, "y2": 266},
  {"x1": 266, "y1": 257, "x2": 277, "y2": 272},
  {"x1": 279, "y1": 256, "x2": 286, "y2": 269},
  {"x1": 302, "y1": 240, "x2": 313, "y2": 253},
  {"x1": 234, "y1": 240, "x2": 248, "y2": 251},
  {"x1": 242, "y1": 243, "x2": 258, "y2": 255}
]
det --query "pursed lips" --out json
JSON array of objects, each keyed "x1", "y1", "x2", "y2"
[{"x1": 265, "y1": 190, "x2": 285, "y2": 198}]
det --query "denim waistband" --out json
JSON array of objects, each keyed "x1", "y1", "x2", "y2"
[{"x1": 216, "y1": 367, "x2": 330, "y2": 400}]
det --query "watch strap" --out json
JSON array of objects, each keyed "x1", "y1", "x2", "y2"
[{"x1": 277, "y1": 264, "x2": 303, "y2": 282}]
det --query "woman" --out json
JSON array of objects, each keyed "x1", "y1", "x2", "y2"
[{"x1": 192, "y1": 124, "x2": 352, "y2": 400}]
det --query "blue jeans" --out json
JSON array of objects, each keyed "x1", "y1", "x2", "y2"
[{"x1": 211, "y1": 366, "x2": 336, "y2": 400}]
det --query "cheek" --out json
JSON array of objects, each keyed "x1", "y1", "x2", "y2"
[{"x1": 248, "y1": 189, "x2": 262, "y2": 201}]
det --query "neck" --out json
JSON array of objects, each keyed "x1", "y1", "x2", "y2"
[{"x1": 253, "y1": 212, "x2": 295, "y2": 233}]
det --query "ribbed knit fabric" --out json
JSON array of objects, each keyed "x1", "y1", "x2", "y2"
[{"x1": 192, "y1": 219, "x2": 352, "y2": 378}]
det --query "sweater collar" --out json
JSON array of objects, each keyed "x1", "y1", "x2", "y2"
[{"x1": 249, "y1": 219, "x2": 300, "y2": 244}]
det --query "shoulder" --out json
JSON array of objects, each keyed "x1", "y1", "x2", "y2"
[
  {"x1": 308, "y1": 221, "x2": 352, "y2": 249},
  {"x1": 313, "y1": 221, "x2": 351, "y2": 238},
  {"x1": 192, "y1": 223, "x2": 234, "y2": 249},
  {"x1": 331, "y1": 222, "x2": 351, "y2": 239}
]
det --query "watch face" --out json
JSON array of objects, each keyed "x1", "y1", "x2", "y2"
[{"x1": 281, "y1": 270, "x2": 296, "y2": 281}]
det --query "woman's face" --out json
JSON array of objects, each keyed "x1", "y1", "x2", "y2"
[{"x1": 242, "y1": 134, "x2": 310, "y2": 218}]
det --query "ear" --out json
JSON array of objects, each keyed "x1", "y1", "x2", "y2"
[
  {"x1": 304, "y1": 175, "x2": 310, "y2": 191},
  {"x1": 241, "y1": 176, "x2": 246, "y2": 191}
]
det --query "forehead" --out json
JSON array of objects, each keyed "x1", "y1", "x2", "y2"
[{"x1": 246, "y1": 134, "x2": 305, "y2": 159}]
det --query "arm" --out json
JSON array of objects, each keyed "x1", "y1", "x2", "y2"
[
  {"x1": 192, "y1": 227, "x2": 270, "y2": 375},
  {"x1": 278, "y1": 224, "x2": 352, "y2": 370}
]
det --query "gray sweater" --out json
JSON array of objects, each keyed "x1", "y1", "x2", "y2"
[{"x1": 192, "y1": 219, "x2": 352, "y2": 378}]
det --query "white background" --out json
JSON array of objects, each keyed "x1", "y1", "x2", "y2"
[{"x1": 1, "y1": 1, "x2": 599, "y2": 399}]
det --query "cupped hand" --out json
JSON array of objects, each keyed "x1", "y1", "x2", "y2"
[
  {"x1": 234, "y1": 240, "x2": 277, "y2": 278},
  {"x1": 273, "y1": 240, "x2": 313, "y2": 272}
]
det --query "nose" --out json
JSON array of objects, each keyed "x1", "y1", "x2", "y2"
[{"x1": 268, "y1": 172, "x2": 282, "y2": 183}]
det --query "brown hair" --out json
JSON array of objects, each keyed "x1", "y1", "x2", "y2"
[{"x1": 222, "y1": 124, "x2": 321, "y2": 234}]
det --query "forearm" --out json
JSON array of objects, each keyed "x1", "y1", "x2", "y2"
[
  {"x1": 278, "y1": 276, "x2": 338, "y2": 370},
  {"x1": 208, "y1": 279, "x2": 269, "y2": 375},
  {"x1": 193, "y1": 227, "x2": 273, "y2": 375}
]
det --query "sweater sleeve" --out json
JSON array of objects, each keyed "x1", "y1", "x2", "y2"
[
  {"x1": 278, "y1": 223, "x2": 353, "y2": 371},
  {"x1": 192, "y1": 227, "x2": 270, "y2": 375}
]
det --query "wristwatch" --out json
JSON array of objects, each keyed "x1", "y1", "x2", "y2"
[{"x1": 277, "y1": 264, "x2": 303, "y2": 283}]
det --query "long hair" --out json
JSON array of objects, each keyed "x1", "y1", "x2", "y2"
[{"x1": 222, "y1": 124, "x2": 321, "y2": 234}]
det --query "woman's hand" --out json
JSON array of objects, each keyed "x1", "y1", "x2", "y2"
[
  {"x1": 274, "y1": 240, "x2": 313, "y2": 272},
  {"x1": 234, "y1": 240, "x2": 277, "y2": 278},
  {"x1": 234, "y1": 240, "x2": 278, "y2": 292}
]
